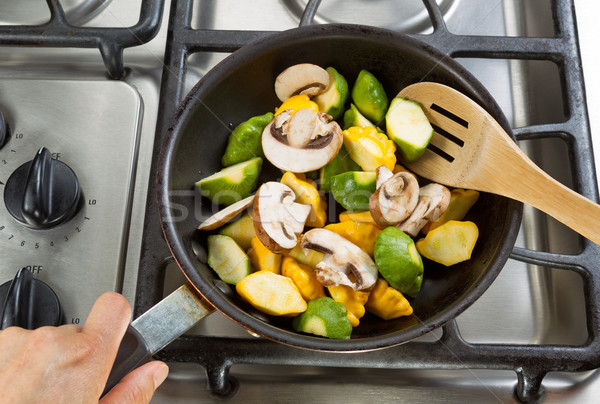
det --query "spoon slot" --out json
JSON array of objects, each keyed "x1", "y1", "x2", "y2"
[
  {"x1": 426, "y1": 142, "x2": 455, "y2": 162},
  {"x1": 430, "y1": 123, "x2": 465, "y2": 147},
  {"x1": 426, "y1": 124, "x2": 465, "y2": 163},
  {"x1": 430, "y1": 103, "x2": 469, "y2": 128}
]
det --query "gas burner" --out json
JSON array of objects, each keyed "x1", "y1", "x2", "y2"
[
  {"x1": 0, "y1": 0, "x2": 112, "y2": 26},
  {"x1": 285, "y1": 0, "x2": 455, "y2": 33}
]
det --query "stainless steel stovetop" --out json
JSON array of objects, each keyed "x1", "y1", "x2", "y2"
[{"x1": 1, "y1": 0, "x2": 600, "y2": 402}]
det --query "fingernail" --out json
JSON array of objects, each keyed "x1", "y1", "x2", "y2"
[{"x1": 153, "y1": 363, "x2": 169, "y2": 390}]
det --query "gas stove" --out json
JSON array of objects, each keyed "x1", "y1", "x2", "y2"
[{"x1": 1, "y1": 0, "x2": 600, "y2": 402}]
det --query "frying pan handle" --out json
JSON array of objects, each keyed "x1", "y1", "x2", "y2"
[
  {"x1": 100, "y1": 282, "x2": 214, "y2": 397},
  {"x1": 102, "y1": 325, "x2": 153, "y2": 397}
]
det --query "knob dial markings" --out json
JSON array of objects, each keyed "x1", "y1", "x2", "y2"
[{"x1": 4, "y1": 147, "x2": 82, "y2": 229}]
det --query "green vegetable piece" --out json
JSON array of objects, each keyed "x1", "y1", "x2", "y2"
[
  {"x1": 292, "y1": 297, "x2": 352, "y2": 339},
  {"x1": 319, "y1": 144, "x2": 361, "y2": 192},
  {"x1": 207, "y1": 235, "x2": 252, "y2": 284},
  {"x1": 196, "y1": 157, "x2": 262, "y2": 206},
  {"x1": 374, "y1": 227, "x2": 424, "y2": 297},
  {"x1": 343, "y1": 103, "x2": 376, "y2": 130},
  {"x1": 330, "y1": 171, "x2": 376, "y2": 211},
  {"x1": 219, "y1": 213, "x2": 256, "y2": 251},
  {"x1": 351, "y1": 70, "x2": 389, "y2": 124},
  {"x1": 221, "y1": 112, "x2": 273, "y2": 167},
  {"x1": 313, "y1": 67, "x2": 349, "y2": 120},
  {"x1": 386, "y1": 97, "x2": 433, "y2": 162}
]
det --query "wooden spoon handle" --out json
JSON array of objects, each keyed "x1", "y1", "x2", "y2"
[{"x1": 500, "y1": 154, "x2": 600, "y2": 245}]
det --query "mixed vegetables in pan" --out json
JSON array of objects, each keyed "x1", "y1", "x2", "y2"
[{"x1": 195, "y1": 63, "x2": 480, "y2": 339}]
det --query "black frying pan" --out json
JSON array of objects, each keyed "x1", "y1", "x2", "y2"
[{"x1": 157, "y1": 24, "x2": 522, "y2": 351}]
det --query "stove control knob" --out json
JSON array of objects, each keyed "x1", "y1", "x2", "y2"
[
  {"x1": 0, "y1": 268, "x2": 62, "y2": 329},
  {"x1": 0, "y1": 110, "x2": 9, "y2": 150},
  {"x1": 4, "y1": 147, "x2": 82, "y2": 229}
]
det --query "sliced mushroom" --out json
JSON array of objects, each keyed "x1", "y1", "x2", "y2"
[
  {"x1": 301, "y1": 228, "x2": 378, "y2": 291},
  {"x1": 375, "y1": 165, "x2": 395, "y2": 190},
  {"x1": 274, "y1": 63, "x2": 329, "y2": 102},
  {"x1": 286, "y1": 108, "x2": 320, "y2": 148},
  {"x1": 396, "y1": 183, "x2": 451, "y2": 237},
  {"x1": 262, "y1": 108, "x2": 343, "y2": 173},
  {"x1": 197, "y1": 195, "x2": 254, "y2": 231},
  {"x1": 253, "y1": 182, "x2": 311, "y2": 253},
  {"x1": 369, "y1": 169, "x2": 420, "y2": 227}
]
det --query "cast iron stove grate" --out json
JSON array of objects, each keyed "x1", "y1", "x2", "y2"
[
  {"x1": 0, "y1": 0, "x2": 164, "y2": 79},
  {"x1": 136, "y1": 0, "x2": 600, "y2": 401}
]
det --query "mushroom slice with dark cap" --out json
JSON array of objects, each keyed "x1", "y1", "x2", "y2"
[
  {"x1": 301, "y1": 228, "x2": 378, "y2": 291},
  {"x1": 369, "y1": 167, "x2": 420, "y2": 228},
  {"x1": 396, "y1": 183, "x2": 451, "y2": 237},
  {"x1": 253, "y1": 182, "x2": 311, "y2": 253},
  {"x1": 261, "y1": 108, "x2": 343, "y2": 173},
  {"x1": 274, "y1": 63, "x2": 330, "y2": 102}
]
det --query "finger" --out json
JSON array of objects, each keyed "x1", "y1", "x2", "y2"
[
  {"x1": 100, "y1": 361, "x2": 169, "y2": 404},
  {"x1": 78, "y1": 292, "x2": 132, "y2": 389},
  {"x1": 83, "y1": 292, "x2": 132, "y2": 351}
]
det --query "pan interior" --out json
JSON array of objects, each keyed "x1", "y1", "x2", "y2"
[{"x1": 161, "y1": 27, "x2": 521, "y2": 349}]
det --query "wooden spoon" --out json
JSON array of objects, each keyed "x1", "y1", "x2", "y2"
[{"x1": 397, "y1": 81, "x2": 600, "y2": 245}]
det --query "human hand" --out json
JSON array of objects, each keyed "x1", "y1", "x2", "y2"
[{"x1": 0, "y1": 292, "x2": 168, "y2": 404}]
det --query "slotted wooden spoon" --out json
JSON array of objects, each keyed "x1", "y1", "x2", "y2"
[{"x1": 398, "y1": 81, "x2": 600, "y2": 245}]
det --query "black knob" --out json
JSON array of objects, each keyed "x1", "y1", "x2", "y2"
[
  {"x1": 0, "y1": 110, "x2": 9, "y2": 149},
  {"x1": 0, "y1": 268, "x2": 62, "y2": 329},
  {"x1": 4, "y1": 147, "x2": 82, "y2": 229}
]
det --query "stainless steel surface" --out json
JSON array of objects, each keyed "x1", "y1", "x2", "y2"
[
  {"x1": 579, "y1": 5, "x2": 600, "y2": 185},
  {"x1": 285, "y1": 0, "x2": 455, "y2": 33},
  {"x1": 132, "y1": 283, "x2": 213, "y2": 354},
  {"x1": 0, "y1": 78, "x2": 142, "y2": 324},
  {"x1": 1, "y1": 0, "x2": 599, "y2": 402},
  {"x1": 0, "y1": 0, "x2": 112, "y2": 26},
  {"x1": 157, "y1": 366, "x2": 599, "y2": 403}
]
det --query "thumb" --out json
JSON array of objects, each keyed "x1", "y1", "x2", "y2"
[{"x1": 100, "y1": 361, "x2": 169, "y2": 404}]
